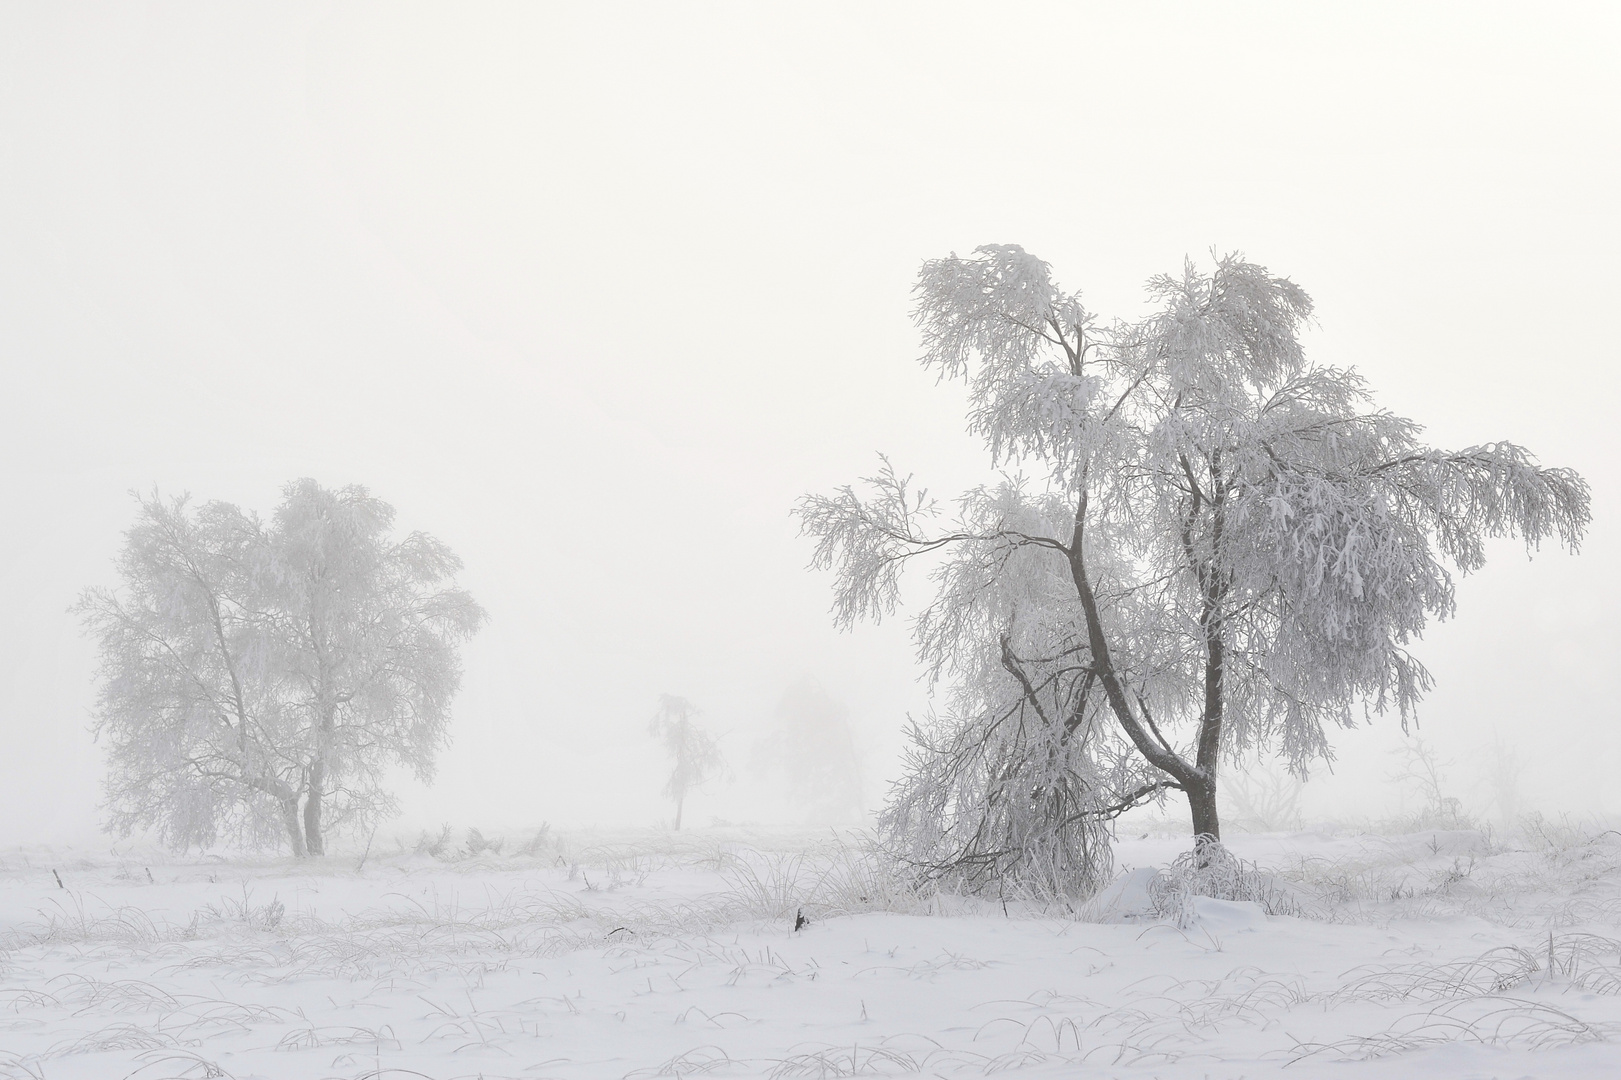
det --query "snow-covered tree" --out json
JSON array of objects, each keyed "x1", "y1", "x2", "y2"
[
  {"x1": 649, "y1": 694, "x2": 725, "y2": 831},
  {"x1": 752, "y1": 678, "x2": 865, "y2": 824},
  {"x1": 798, "y1": 246, "x2": 1588, "y2": 885},
  {"x1": 266, "y1": 480, "x2": 486, "y2": 855},
  {"x1": 77, "y1": 494, "x2": 300, "y2": 852},
  {"x1": 79, "y1": 482, "x2": 484, "y2": 856}
]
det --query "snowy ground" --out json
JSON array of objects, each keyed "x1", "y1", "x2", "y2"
[{"x1": 5, "y1": 822, "x2": 1621, "y2": 1079}]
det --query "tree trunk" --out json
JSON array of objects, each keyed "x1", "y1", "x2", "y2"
[
  {"x1": 1067, "y1": 473, "x2": 1231, "y2": 848},
  {"x1": 1066, "y1": 490, "x2": 1197, "y2": 788},
  {"x1": 1187, "y1": 622, "x2": 1225, "y2": 844},
  {"x1": 1187, "y1": 776, "x2": 1220, "y2": 846},
  {"x1": 282, "y1": 796, "x2": 308, "y2": 859},
  {"x1": 673, "y1": 795, "x2": 684, "y2": 832},
  {"x1": 304, "y1": 758, "x2": 325, "y2": 856}
]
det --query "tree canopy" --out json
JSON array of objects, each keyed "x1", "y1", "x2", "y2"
[{"x1": 79, "y1": 481, "x2": 485, "y2": 856}]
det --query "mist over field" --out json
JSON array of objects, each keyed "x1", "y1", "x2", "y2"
[
  {"x1": 2, "y1": 5, "x2": 1617, "y2": 844},
  {"x1": 1, "y1": 5, "x2": 1619, "y2": 1078}
]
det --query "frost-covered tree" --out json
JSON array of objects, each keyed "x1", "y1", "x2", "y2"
[
  {"x1": 79, "y1": 482, "x2": 484, "y2": 856},
  {"x1": 798, "y1": 246, "x2": 1587, "y2": 885},
  {"x1": 752, "y1": 678, "x2": 866, "y2": 824},
  {"x1": 77, "y1": 494, "x2": 301, "y2": 852},
  {"x1": 266, "y1": 481, "x2": 486, "y2": 855},
  {"x1": 649, "y1": 694, "x2": 725, "y2": 831}
]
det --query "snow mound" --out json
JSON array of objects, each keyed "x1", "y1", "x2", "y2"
[
  {"x1": 1082, "y1": 866, "x2": 1159, "y2": 922},
  {"x1": 1190, "y1": 895, "x2": 1269, "y2": 932}
]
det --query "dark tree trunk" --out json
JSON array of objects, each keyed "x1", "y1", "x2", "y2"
[
  {"x1": 1188, "y1": 617, "x2": 1226, "y2": 844},
  {"x1": 304, "y1": 759, "x2": 325, "y2": 856},
  {"x1": 1186, "y1": 464, "x2": 1229, "y2": 845},
  {"x1": 1067, "y1": 469, "x2": 1232, "y2": 849},
  {"x1": 1187, "y1": 776, "x2": 1220, "y2": 845}
]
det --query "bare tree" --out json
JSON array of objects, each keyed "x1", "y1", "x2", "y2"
[
  {"x1": 79, "y1": 482, "x2": 484, "y2": 856},
  {"x1": 649, "y1": 695, "x2": 725, "y2": 831},
  {"x1": 1478, "y1": 728, "x2": 1525, "y2": 826},
  {"x1": 1219, "y1": 756, "x2": 1305, "y2": 833},
  {"x1": 1388, "y1": 736, "x2": 1464, "y2": 828},
  {"x1": 798, "y1": 246, "x2": 1587, "y2": 879}
]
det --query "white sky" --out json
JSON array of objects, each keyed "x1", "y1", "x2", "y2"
[{"x1": 1, "y1": 3, "x2": 1617, "y2": 843}]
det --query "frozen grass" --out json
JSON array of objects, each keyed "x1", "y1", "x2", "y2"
[
  {"x1": 1255, "y1": 815, "x2": 1621, "y2": 929},
  {"x1": 1291, "y1": 997, "x2": 1618, "y2": 1061},
  {"x1": 5, "y1": 822, "x2": 1621, "y2": 1078}
]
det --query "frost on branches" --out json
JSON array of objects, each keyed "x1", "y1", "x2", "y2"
[
  {"x1": 797, "y1": 246, "x2": 1588, "y2": 897},
  {"x1": 77, "y1": 481, "x2": 486, "y2": 857}
]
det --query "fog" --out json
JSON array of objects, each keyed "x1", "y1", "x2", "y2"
[{"x1": 2, "y1": 4, "x2": 1617, "y2": 845}]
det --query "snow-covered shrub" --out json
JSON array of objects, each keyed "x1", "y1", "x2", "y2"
[
  {"x1": 414, "y1": 824, "x2": 454, "y2": 859},
  {"x1": 1149, "y1": 840, "x2": 1301, "y2": 925},
  {"x1": 515, "y1": 824, "x2": 553, "y2": 858},
  {"x1": 464, "y1": 828, "x2": 503, "y2": 857}
]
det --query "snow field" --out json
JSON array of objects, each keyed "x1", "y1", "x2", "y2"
[{"x1": 4, "y1": 824, "x2": 1621, "y2": 1078}]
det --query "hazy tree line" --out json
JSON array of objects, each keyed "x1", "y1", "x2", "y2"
[{"x1": 79, "y1": 481, "x2": 863, "y2": 855}]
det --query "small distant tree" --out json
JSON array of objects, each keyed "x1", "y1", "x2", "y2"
[
  {"x1": 798, "y1": 245, "x2": 1588, "y2": 890},
  {"x1": 1479, "y1": 728, "x2": 1524, "y2": 826},
  {"x1": 1220, "y1": 756, "x2": 1305, "y2": 833},
  {"x1": 649, "y1": 695, "x2": 725, "y2": 830},
  {"x1": 79, "y1": 482, "x2": 485, "y2": 856},
  {"x1": 1389, "y1": 736, "x2": 1464, "y2": 827},
  {"x1": 753, "y1": 678, "x2": 865, "y2": 823}
]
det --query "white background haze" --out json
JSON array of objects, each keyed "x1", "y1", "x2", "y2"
[{"x1": 1, "y1": 2, "x2": 1617, "y2": 844}]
